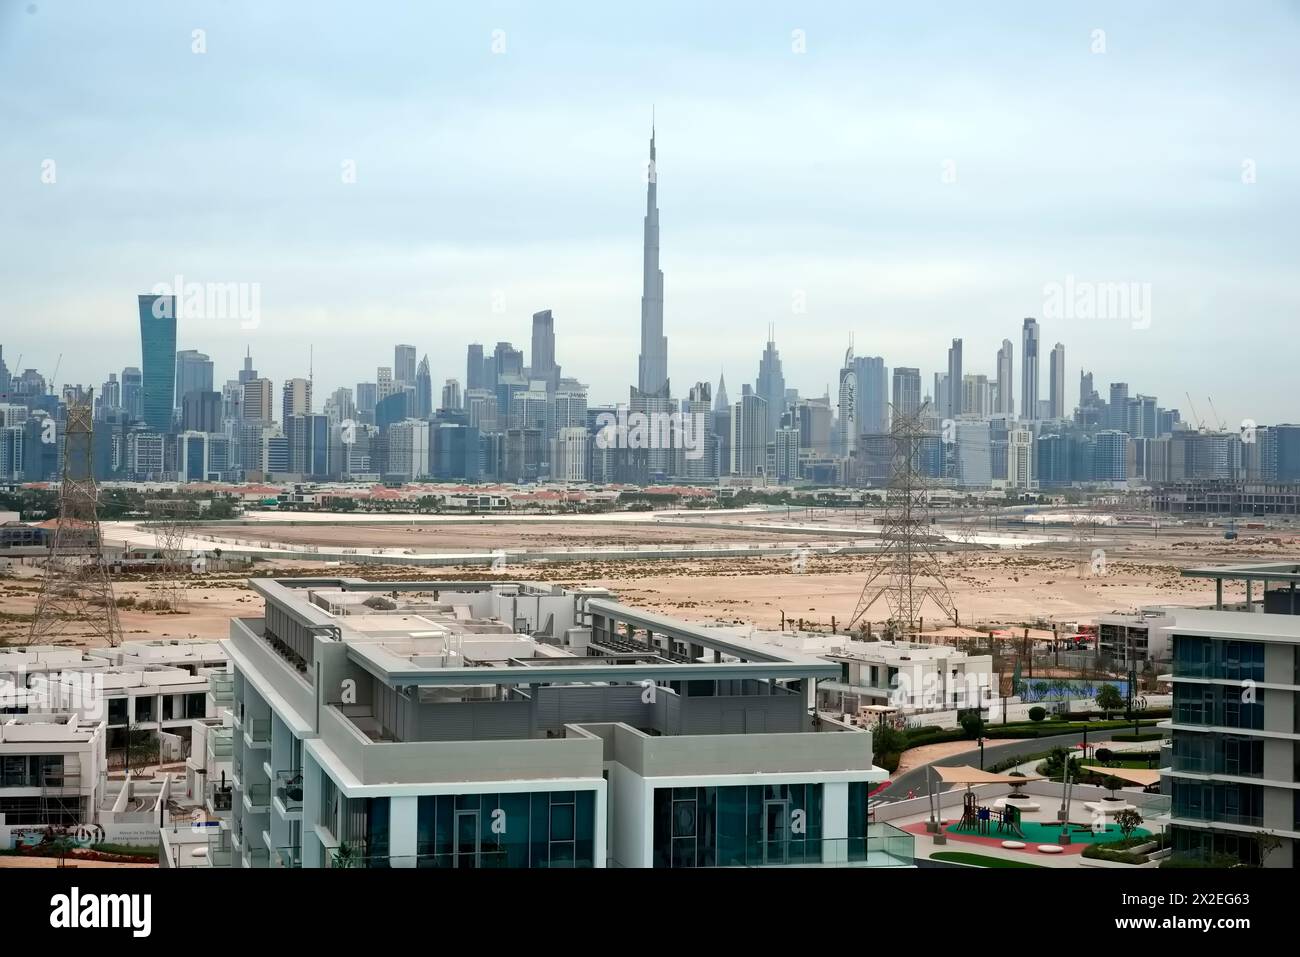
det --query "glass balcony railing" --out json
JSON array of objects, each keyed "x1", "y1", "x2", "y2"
[
  {"x1": 275, "y1": 845, "x2": 302, "y2": 868},
  {"x1": 274, "y1": 770, "x2": 304, "y2": 813},
  {"x1": 244, "y1": 783, "x2": 270, "y2": 812},
  {"x1": 207, "y1": 831, "x2": 233, "y2": 868},
  {"x1": 209, "y1": 673, "x2": 234, "y2": 703},
  {"x1": 244, "y1": 846, "x2": 270, "y2": 868},
  {"x1": 246, "y1": 718, "x2": 271, "y2": 745},
  {"x1": 206, "y1": 730, "x2": 233, "y2": 760}
]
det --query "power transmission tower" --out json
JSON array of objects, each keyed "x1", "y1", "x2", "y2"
[
  {"x1": 151, "y1": 500, "x2": 198, "y2": 612},
  {"x1": 847, "y1": 403, "x2": 959, "y2": 639},
  {"x1": 27, "y1": 392, "x2": 123, "y2": 647}
]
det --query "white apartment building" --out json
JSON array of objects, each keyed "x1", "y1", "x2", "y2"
[
  {"x1": 0, "y1": 713, "x2": 106, "y2": 846},
  {"x1": 217, "y1": 578, "x2": 905, "y2": 869}
]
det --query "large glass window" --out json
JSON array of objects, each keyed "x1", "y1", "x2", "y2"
[
  {"x1": 1173, "y1": 684, "x2": 1263, "y2": 729},
  {"x1": 415, "y1": 790, "x2": 596, "y2": 868},
  {"x1": 1173, "y1": 635, "x2": 1264, "y2": 681},
  {"x1": 652, "y1": 783, "x2": 823, "y2": 867},
  {"x1": 1172, "y1": 732, "x2": 1264, "y2": 776},
  {"x1": 1171, "y1": 779, "x2": 1263, "y2": 827}
]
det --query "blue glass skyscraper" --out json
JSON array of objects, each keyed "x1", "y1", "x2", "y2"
[{"x1": 138, "y1": 294, "x2": 177, "y2": 433}]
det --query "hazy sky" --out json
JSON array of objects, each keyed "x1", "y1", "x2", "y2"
[{"x1": 2, "y1": 1, "x2": 1298, "y2": 425}]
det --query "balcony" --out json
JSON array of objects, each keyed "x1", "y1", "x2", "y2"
[
  {"x1": 244, "y1": 718, "x2": 271, "y2": 749},
  {"x1": 206, "y1": 728, "x2": 233, "y2": 762},
  {"x1": 274, "y1": 770, "x2": 304, "y2": 816},
  {"x1": 243, "y1": 846, "x2": 269, "y2": 868},
  {"x1": 209, "y1": 672, "x2": 234, "y2": 706},
  {"x1": 244, "y1": 782, "x2": 270, "y2": 814},
  {"x1": 207, "y1": 831, "x2": 233, "y2": 868},
  {"x1": 208, "y1": 782, "x2": 234, "y2": 814},
  {"x1": 735, "y1": 825, "x2": 915, "y2": 868},
  {"x1": 275, "y1": 845, "x2": 302, "y2": 868}
]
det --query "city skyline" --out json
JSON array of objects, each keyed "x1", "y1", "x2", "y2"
[{"x1": 2, "y1": 2, "x2": 1298, "y2": 425}]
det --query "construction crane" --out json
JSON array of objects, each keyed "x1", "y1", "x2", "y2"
[
  {"x1": 1206, "y1": 396, "x2": 1227, "y2": 432},
  {"x1": 1184, "y1": 392, "x2": 1206, "y2": 432},
  {"x1": 50, "y1": 353, "x2": 62, "y2": 395}
]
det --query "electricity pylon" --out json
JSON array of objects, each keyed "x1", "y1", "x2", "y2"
[
  {"x1": 847, "y1": 402, "x2": 959, "y2": 638},
  {"x1": 27, "y1": 392, "x2": 122, "y2": 647}
]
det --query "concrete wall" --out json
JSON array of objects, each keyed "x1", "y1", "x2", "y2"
[{"x1": 606, "y1": 723, "x2": 875, "y2": 778}]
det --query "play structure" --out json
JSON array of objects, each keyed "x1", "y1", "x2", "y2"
[{"x1": 957, "y1": 791, "x2": 1025, "y2": 838}]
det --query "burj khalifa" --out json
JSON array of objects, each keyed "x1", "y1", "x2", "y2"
[{"x1": 637, "y1": 121, "x2": 669, "y2": 398}]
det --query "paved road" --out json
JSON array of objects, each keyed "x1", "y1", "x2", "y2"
[{"x1": 876, "y1": 730, "x2": 1112, "y2": 803}]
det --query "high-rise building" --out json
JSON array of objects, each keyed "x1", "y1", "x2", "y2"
[
  {"x1": 1048, "y1": 342, "x2": 1066, "y2": 419},
  {"x1": 120, "y1": 366, "x2": 143, "y2": 421},
  {"x1": 242, "y1": 378, "x2": 274, "y2": 422},
  {"x1": 394, "y1": 344, "x2": 417, "y2": 386},
  {"x1": 891, "y1": 367, "x2": 922, "y2": 424},
  {"x1": 175, "y1": 349, "x2": 214, "y2": 410},
  {"x1": 238, "y1": 348, "x2": 258, "y2": 384},
  {"x1": 441, "y1": 378, "x2": 462, "y2": 412},
  {"x1": 730, "y1": 386, "x2": 768, "y2": 477},
  {"x1": 181, "y1": 390, "x2": 222, "y2": 434},
  {"x1": 414, "y1": 356, "x2": 433, "y2": 418},
  {"x1": 551, "y1": 427, "x2": 588, "y2": 482},
  {"x1": 1093, "y1": 430, "x2": 1129, "y2": 482},
  {"x1": 995, "y1": 340, "x2": 1014, "y2": 417},
  {"x1": 854, "y1": 356, "x2": 888, "y2": 437},
  {"x1": 637, "y1": 123, "x2": 669, "y2": 398},
  {"x1": 1020, "y1": 318, "x2": 1039, "y2": 422},
  {"x1": 1108, "y1": 382, "x2": 1130, "y2": 430},
  {"x1": 1007, "y1": 427, "x2": 1034, "y2": 489},
  {"x1": 755, "y1": 328, "x2": 786, "y2": 437},
  {"x1": 530, "y1": 310, "x2": 560, "y2": 390},
  {"x1": 138, "y1": 294, "x2": 177, "y2": 433},
  {"x1": 282, "y1": 378, "x2": 312, "y2": 424},
  {"x1": 376, "y1": 367, "x2": 395, "y2": 402},
  {"x1": 962, "y1": 374, "x2": 992, "y2": 418},
  {"x1": 837, "y1": 346, "x2": 856, "y2": 457},
  {"x1": 466, "y1": 343, "x2": 486, "y2": 392},
  {"x1": 945, "y1": 339, "x2": 963, "y2": 420}
]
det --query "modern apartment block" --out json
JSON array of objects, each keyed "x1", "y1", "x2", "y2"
[
  {"x1": 1160, "y1": 562, "x2": 1300, "y2": 867},
  {"x1": 219, "y1": 577, "x2": 898, "y2": 869},
  {"x1": 0, "y1": 713, "x2": 106, "y2": 842}
]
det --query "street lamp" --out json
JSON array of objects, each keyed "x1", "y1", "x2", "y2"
[{"x1": 978, "y1": 736, "x2": 985, "y2": 770}]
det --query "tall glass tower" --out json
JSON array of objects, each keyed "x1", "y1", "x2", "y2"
[{"x1": 138, "y1": 294, "x2": 177, "y2": 433}]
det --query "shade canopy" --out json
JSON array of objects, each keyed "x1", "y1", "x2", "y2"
[
  {"x1": 1080, "y1": 766, "x2": 1162, "y2": 787},
  {"x1": 933, "y1": 765, "x2": 1045, "y2": 786}
]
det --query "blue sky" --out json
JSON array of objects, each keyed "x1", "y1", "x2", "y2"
[{"x1": 1, "y1": 0, "x2": 1297, "y2": 424}]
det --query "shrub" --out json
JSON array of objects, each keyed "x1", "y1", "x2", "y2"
[
  {"x1": 1028, "y1": 706, "x2": 1046, "y2": 722},
  {"x1": 1095, "y1": 747, "x2": 1114, "y2": 764},
  {"x1": 959, "y1": 711, "x2": 985, "y2": 739}
]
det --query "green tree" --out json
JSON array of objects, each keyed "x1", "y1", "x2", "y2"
[
  {"x1": 1115, "y1": 808, "x2": 1143, "y2": 841},
  {"x1": 1096, "y1": 683, "x2": 1124, "y2": 718},
  {"x1": 1027, "y1": 706, "x2": 1046, "y2": 722},
  {"x1": 1102, "y1": 774, "x2": 1124, "y2": 799}
]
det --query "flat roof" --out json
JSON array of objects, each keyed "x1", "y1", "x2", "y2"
[
  {"x1": 1162, "y1": 607, "x2": 1300, "y2": 643},
  {"x1": 1182, "y1": 562, "x2": 1300, "y2": 585}
]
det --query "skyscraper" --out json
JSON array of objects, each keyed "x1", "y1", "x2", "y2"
[
  {"x1": 755, "y1": 328, "x2": 786, "y2": 436},
  {"x1": 121, "y1": 367, "x2": 143, "y2": 422},
  {"x1": 637, "y1": 121, "x2": 668, "y2": 397},
  {"x1": 138, "y1": 294, "x2": 177, "y2": 433},
  {"x1": 415, "y1": 356, "x2": 433, "y2": 418},
  {"x1": 891, "y1": 367, "x2": 922, "y2": 424},
  {"x1": 242, "y1": 378, "x2": 273, "y2": 422},
  {"x1": 1049, "y1": 342, "x2": 1066, "y2": 419},
  {"x1": 946, "y1": 338, "x2": 963, "y2": 420},
  {"x1": 730, "y1": 386, "x2": 768, "y2": 477},
  {"x1": 838, "y1": 344, "x2": 856, "y2": 457},
  {"x1": 996, "y1": 339, "x2": 1014, "y2": 417},
  {"x1": 1021, "y1": 318, "x2": 1040, "y2": 421},
  {"x1": 530, "y1": 310, "x2": 560, "y2": 390},
  {"x1": 441, "y1": 378, "x2": 462, "y2": 412},
  {"x1": 466, "y1": 343, "x2": 485, "y2": 391},
  {"x1": 394, "y1": 344, "x2": 417, "y2": 386},
  {"x1": 238, "y1": 347, "x2": 258, "y2": 384},
  {"x1": 175, "y1": 350, "x2": 214, "y2": 409},
  {"x1": 283, "y1": 377, "x2": 312, "y2": 424},
  {"x1": 854, "y1": 356, "x2": 888, "y2": 436}
]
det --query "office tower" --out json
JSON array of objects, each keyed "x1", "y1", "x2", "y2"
[
  {"x1": 1079, "y1": 370, "x2": 1099, "y2": 409},
  {"x1": 837, "y1": 345, "x2": 856, "y2": 457},
  {"x1": 953, "y1": 420, "x2": 992, "y2": 487},
  {"x1": 138, "y1": 294, "x2": 177, "y2": 432},
  {"x1": 120, "y1": 367, "x2": 143, "y2": 421},
  {"x1": 530, "y1": 310, "x2": 560, "y2": 390},
  {"x1": 441, "y1": 378, "x2": 462, "y2": 412},
  {"x1": 553, "y1": 381, "x2": 588, "y2": 433},
  {"x1": 413, "y1": 356, "x2": 433, "y2": 418},
  {"x1": 220, "y1": 380, "x2": 243, "y2": 423},
  {"x1": 1048, "y1": 342, "x2": 1066, "y2": 419},
  {"x1": 679, "y1": 381, "x2": 715, "y2": 480},
  {"x1": 394, "y1": 344, "x2": 417, "y2": 386},
  {"x1": 551, "y1": 427, "x2": 588, "y2": 482},
  {"x1": 383, "y1": 419, "x2": 430, "y2": 481},
  {"x1": 242, "y1": 378, "x2": 273, "y2": 422},
  {"x1": 376, "y1": 367, "x2": 395, "y2": 402},
  {"x1": 355, "y1": 382, "x2": 377, "y2": 419},
  {"x1": 0, "y1": 346, "x2": 9, "y2": 395},
  {"x1": 238, "y1": 347, "x2": 258, "y2": 384},
  {"x1": 282, "y1": 378, "x2": 312, "y2": 424},
  {"x1": 175, "y1": 349, "x2": 214, "y2": 409},
  {"x1": 1093, "y1": 430, "x2": 1129, "y2": 481},
  {"x1": 713, "y1": 375, "x2": 732, "y2": 475},
  {"x1": 945, "y1": 339, "x2": 963, "y2": 419},
  {"x1": 891, "y1": 367, "x2": 922, "y2": 424},
  {"x1": 637, "y1": 122, "x2": 669, "y2": 397},
  {"x1": 181, "y1": 390, "x2": 222, "y2": 434},
  {"x1": 1126, "y1": 394, "x2": 1157, "y2": 439},
  {"x1": 466, "y1": 343, "x2": 485, "y2": 392},
  {"x1": 962, "y1": 374, "x2": 992, "y2": 418},
  {"x1": 730, "y1": 386, "x2": 768, "y2": 477},
  {"x1": 464, "y1": 389, "x2": 499, "y2": 434},
  {"x1": 324, "y1": 387, "x2": 355, "y2": 426},
  {"x1": 1108, "y1": 382, "x2": 1130, "y2": 430},
  {"x1": 994, "y1": 340, "x2": 1014, "y2": 417},
  {"x1": 1035, "y1": 433, "x2": 1071, "y2": 487},
  {"x1": 1020, "y1": 318, "x2": 1039, "y2": 421},
  {"x1": 854, "y1": 356, "x2": 888, "y2": 436},
  {"x1": 755, "y1": 327, "x2": 786, "y2": 437},
  {"x1": 774, "y1": 421, "x2": 800, "y2": 483},
  {"x1": 492, "y1": 342, "x2": 524, "y2": 382}
]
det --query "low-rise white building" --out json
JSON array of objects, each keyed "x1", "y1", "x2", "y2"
[{"x1": 0, "y1": 713, "x2": 106, "y2": 846}]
